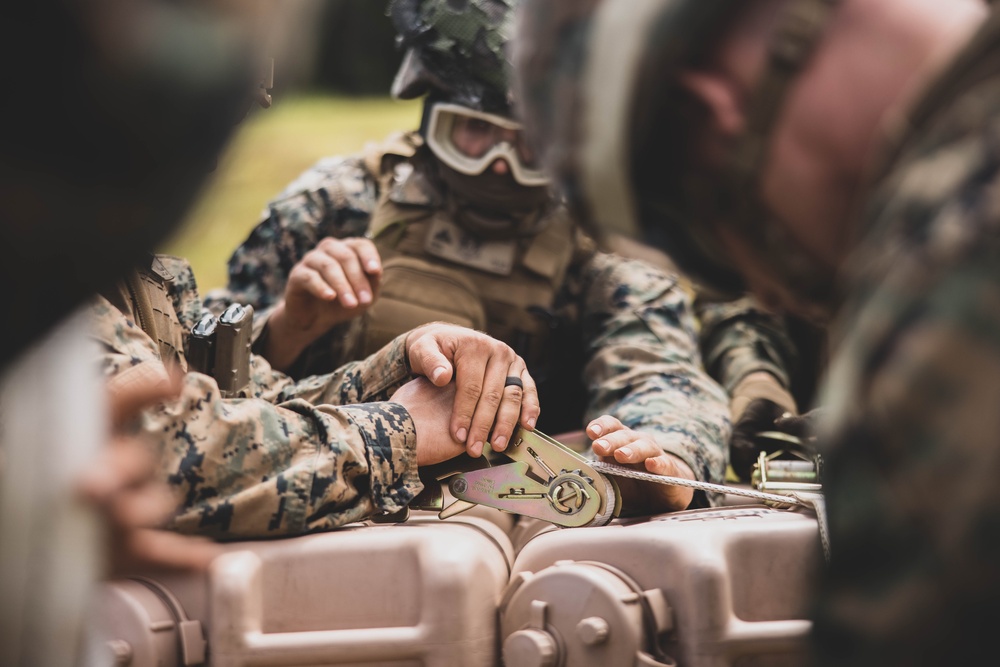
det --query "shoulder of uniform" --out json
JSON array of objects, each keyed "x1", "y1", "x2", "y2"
[
  {"x1": 152, "y1": 254, "x2": 192, "y2": 276},
  {"x1": 263, "y1": 153, "x2": 381, "y2": 231},
  {"x1": 153, "y1": 254, "x2": 199, "y2": 298},
  {"x1": 583, "y1": 250, "x2": 682, "y2": 305},
  {"x1": 360, "y1": 130, "x2": 424, "y2": 180},
  {"x1": 276, "y1": 152, "x2": 375, "y2": 197}
]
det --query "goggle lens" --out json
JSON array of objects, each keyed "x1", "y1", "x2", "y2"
[
  {"x1": 450, "y1": 115, "x2": 539, "y2": 167},
  {"x1": 427, "y1": 103, "x2": 550, "y2": 186}
]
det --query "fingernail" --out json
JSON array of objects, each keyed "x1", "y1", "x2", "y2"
[
  {"x1": 593, "y1": 439, "x2": 608, "y2": 454},
  {"x1": 457, "y1": 428, "x2": 468, "y2": 442},
  {"x1": 527, "y1": 418, "x2": 536, "y2": 429},
  {"x1": 343, "y1": 295, "x2": 358, "y2": 307},
  {"x1": 323, "y1": 289, "x2": 336, "y2": 299},
  {"x1": 358, "y1": 290, "x2": 372, "y2": 304},
  {"x1": 589, "y1": 424, "x2": 603, "y2": 436},
  {"x1": 471, "y1": 441, "x2": 484, "y2": 457},
  {"x1": 432, "y1": 367, "x2": 449, "y2": 383},
  {"x1": 493, "y1": 435, "x2": 507, "y2": 450},
  {"x1": 367, "y1": 260, "x2": 380, "y2": 272},
  {"x1": 619, "y1": 447, "x2": 633, "y2": 459}
]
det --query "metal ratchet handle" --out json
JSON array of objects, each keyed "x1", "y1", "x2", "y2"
[
  {"x1": 589, "y1": 461, "x2": 814, "y2": 508},
  {"x1": 438, "y1": 428, "x2": 615, "y2": 527},
  {"x1": 532, "y1": 439, "x2": 623, "y2": 527},
  {"x1": 446, "y1": 464, "x2": 604, "y2": 527}
]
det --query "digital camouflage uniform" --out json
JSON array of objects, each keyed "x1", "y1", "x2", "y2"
[
  {"x1": 693, "y1": 295, "x2": 796, "y2": 400},
  {"x1": 206, "y1": 135, "x2": 733, "y2": 506},
  {"x1": 695, "y1": 296, "x2": 827, "y2": 412},
  {"x1": 91, "y1": 255, "x2": 421, "y2": 539},
  {"x1": 811, "y1": 12, "x2": 1000, "y2": 665}
]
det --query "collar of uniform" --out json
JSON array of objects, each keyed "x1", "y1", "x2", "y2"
[
  {"x1": 387, "y1": 158, "x2": 443, "y2": 208},
  {"x1": 369, "y1": 150, "x2": 444, "y2": 241},
  {"x1": 375, "y1": 132, "x2": 455, "y2": 212}
]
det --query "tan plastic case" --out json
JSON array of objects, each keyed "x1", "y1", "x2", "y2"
[
  {"x1": 501, "y1": 506, "x2": 822, "y2": 667},
  {"x1": 94, "y1": 515, "x2": 513, "y2": 667},
  {"x1": 91, "y1": 498, "x2": 822, "y2": 666}
]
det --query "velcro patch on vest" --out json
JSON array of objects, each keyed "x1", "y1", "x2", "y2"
[{"x1": 424, "y1": 217, "x2": 516, "y2": 276}]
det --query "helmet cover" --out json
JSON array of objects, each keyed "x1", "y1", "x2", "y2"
[{"x1": 389, "y1": 0, "x2": 519, "y2": 114}]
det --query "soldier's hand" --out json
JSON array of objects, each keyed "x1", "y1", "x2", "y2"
[
  {"x1": 405, "y1": 323, "x2": 540, "y2": 458},
  {"x1": 77, "y1": 369, "x2": 221, "y2": 574},
  {"x1": 285, "y1": 237, "x2": 382, "y2": 328},
  {"x1": 729, "y1": 371, "x2": 798, "y2": 481},
  {"x1": 390, "y1": 378, "x2": 466, "y2": 466},
  {"x1": 587, "y1": 415, "x2": 695, "y2": 513},
  {"x1": 773, "y1": 407, "x2": 827, "y2": 441},
  {"x1": 266, "y1": 238, "x2": 382, "y2": 371}
]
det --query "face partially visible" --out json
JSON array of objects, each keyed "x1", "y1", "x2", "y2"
[
  {"x1": 666, "y1": 64, "x2": 841, "y2": 322},
  {"x1": 449, "y1": 115, "x2": 539, "y2": 176}
]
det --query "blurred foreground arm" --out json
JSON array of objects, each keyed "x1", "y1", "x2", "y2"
[{"x1": 80, "y1": 370, "x2": 221, "y2": 573}]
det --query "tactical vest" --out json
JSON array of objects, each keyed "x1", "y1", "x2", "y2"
[
  {"x1": 357, "y1": 134, "x2": 589, "y2": 370},
  {"x1": 103, "y1": 258, "x2": 189, "y2": 373}
]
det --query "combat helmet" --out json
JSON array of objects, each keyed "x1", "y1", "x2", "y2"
[
  {"x1": 389, "y1": 0, "x2": 517, "y2": 114},
  {"x1": 387, "y1": 0, "x2": 549, "y2": 192},
  {"x1": 513, "y1": 0, "x2": 840, "y2": 303}
]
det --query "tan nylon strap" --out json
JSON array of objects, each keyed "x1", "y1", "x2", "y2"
[
  {"x1": 124, "y1": 267, "x2": 158, "y2": 343},
  {"x1": 730, "y1": 0, "x2": 841, "y2": 202}
]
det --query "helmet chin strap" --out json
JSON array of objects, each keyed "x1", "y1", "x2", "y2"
[{"x1": 722, "y1": 0, "x2": 842, "y2": 311}]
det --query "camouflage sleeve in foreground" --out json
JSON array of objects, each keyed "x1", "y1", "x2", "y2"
[
  {"x1": 580, "y1": 253, "x2": 731, "y2": 507},
  {"x1": 693, "y1": 294, "x2": 796, "y2": 394},
  {"x1": 816, "y1": 253, "x2": 1000, "y2": 667},
  {"x1": 203, "y1": 154, "x2": 378, "y2": 314},
  {"x1": 88, "y1": 296, "x2": 420, "y2": 539},
  {"x1": 812, "y1": 74, "x2": 1000, "y2": 665}
]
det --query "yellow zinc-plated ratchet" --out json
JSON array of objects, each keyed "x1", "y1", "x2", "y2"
[
  {"x1": 440, "y1": 428, "x2": 621, "y2": 528},
  {"x1": 425, "y1": 427, "x2": 823, "y2": 529}
]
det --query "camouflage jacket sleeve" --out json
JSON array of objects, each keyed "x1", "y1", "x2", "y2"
[
  {"x1": 90, "y1": 265, "x2": 420, "y2": 540},
  {"x1": 816, "y1": 246, "x2": 1000, "y2": 666},
  {"x1": 812, "y1": 68, "x2": 1000, "y2": 664},
  {"x1": 203, "y1": 154, "x2": 379, "y2": 314},
  {"x1": 693, "y1": 293, "x2": 796, "y2": 394},
  {"x1": 579, "y1": 252, "x2": 731, "y2": 506}
]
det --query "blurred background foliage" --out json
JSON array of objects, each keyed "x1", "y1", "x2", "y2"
[{"x1": 160, "y1": 0, "x2": 416, "y2": 292}]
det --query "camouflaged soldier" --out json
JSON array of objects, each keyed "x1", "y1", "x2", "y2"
[
  {"x1": 207, "y1": 0, "x2": 736, "y2": 511},
  {"x1": 90, "y1": 251, "x2": 542, "y2": 538},
  {"x1": 512, "y1": 0, "x2": 998, "y2": 664}
]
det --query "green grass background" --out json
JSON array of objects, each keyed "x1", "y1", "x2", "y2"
[{"x1": 160, "y1": 94, "x2": 421, "y2": 293}]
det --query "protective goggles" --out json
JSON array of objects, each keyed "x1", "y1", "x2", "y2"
[{"x1": 426, "y1": 103, "x2": 551, "y2": 187}]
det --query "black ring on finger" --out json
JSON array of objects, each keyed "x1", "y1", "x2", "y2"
[{"x1": 504, "y1": 376, "x2": 524, "y2": 389}]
